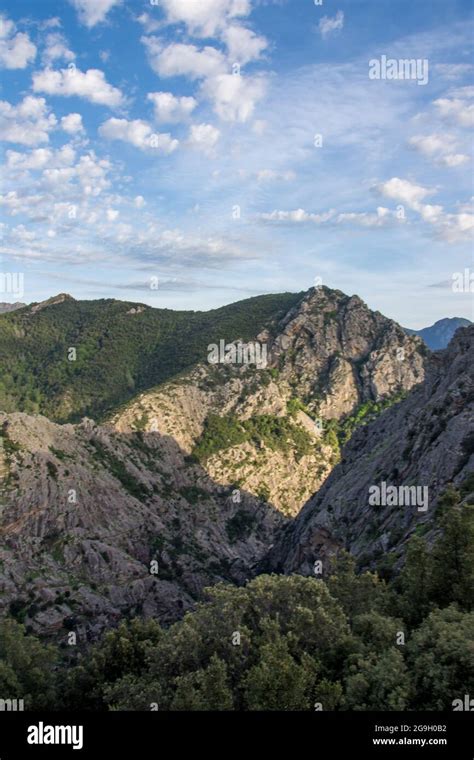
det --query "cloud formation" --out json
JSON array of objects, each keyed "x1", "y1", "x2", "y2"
[
  {"x1": 0, "y1": 15, "x2": 36, "y2": 69},
  {"x1": 318, "y1": 11, "x2": 344, "y2": 39},
  {"x1": 68, "y1": 0, "x2": 122, "y2": 28},
  {"x1": 99, "y1": 117, "x2": 179, "y2": 153},
  {"x1": 32, "y1": 66, "x2": 124, "y2": 107}
]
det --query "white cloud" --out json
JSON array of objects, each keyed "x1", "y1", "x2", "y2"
[
  {"x1": 0, "y1": 16, "x2": 15, "y2": 38},
  {"x1": 106, "y1": 208, "x2": 119, "y2": 221},
  {"x1": 202, "y1": 73, "x2": 266, "y2": 122},
  {"x1": 259, "y1": 206, "x2": 400, "y2": 228},
  {"x1": 437, "y1": 211, "x2": 474, "y2": 242},
  {"x1": 39, "y1": 18, "x2": 62, "y2": 30},
  {"x1": 141, "y1": 34, "x2": 266, "y2": 125},
  {"x1": 142, "y1": 38, "x2": 226, "y2": 80},
  {"x1": 408, "y1": 133, "x2": 455, "y2": 157},
  {"x1": 61, "y1": 112, "x2": 84, "y2": 134},
  {"x1": 68, "y1": 0, "x2": 122, "y2": 28},
  {"x1": 147, "y1": 91, "x2": 197, "y2": 123},
  {"x1": 0, "y1": 148, "x2": 115, "y2": 241},
  {"x1": 260, "y1": 208, "x2": 336, "y2": 223},
  {"x1": 42, "y1": 166, "x2": 76, "y2": 187},
  {"x1": 5, "y1": 144, "x2": 76, "y2": 172},
  {"x1": 6, "y1": 148, "x2": 52, "y2": 170},
  {"x1": 440, "y1": 153, "x2": 470, "y2": 167},
  {"x1": 376, "y1": 177, "x2": 435, "y2": 208},
  {"x1": 136, "y1": 12, "x2": 162, "y2": 34},
  {"x1": 336, "y1": 207, "x2": 400, "y2": 228},
  {"x1": 222, "y1": 25, "x2": 267, "y2": 64},
  {"x1": 64, "y1": 152, "x2": 111, "y2": 195},
  {"x1": 450, "y1": 86, "x2": 474, "y2": 98},
  {"x1": 99, "y1": 117, "x2": 178, "y2": 153},
  {"x1": 121, "y1": 226, "x2": 255, "y2": 266},
  {"x1": 0, "y1": 95, "x2": 56, "y2": 145},
  {"x1": 188, "y1": 123, "x2": 221, "y2": 152},
  {"x1": 376, "y1": 177, "x2": 473, "y2": 242},
  {"x1": 0, "y1": 16, "x2": 36, "y2": 69},
  {"x1": 318, "y1": 10, "x2": 344, "y2": 39},
  {"x1": 408, "y1": 133, "x2": 469, "y2": 168},
  {"x1": 434, "y1": 89, "x2": 474, "y2": 127},
  {"x1": 42, "y1": 32, "x2": 75, "y2": 65},
  {"x1": 32, "y1": 66, "x2": 123, "y2": 107},
  {"x1": 134, "y1": 195, "x2": 145, "y2": 208},
  {"x1": 158, "y1": 0, "x2": 251, "y2": 38}
]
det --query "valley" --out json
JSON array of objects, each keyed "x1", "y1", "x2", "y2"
[{"x1": 0, "y1": 287, "x2": 472, "y2": 712}]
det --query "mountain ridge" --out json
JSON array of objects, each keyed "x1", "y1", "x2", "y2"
[
  {"x1": 266, "y1": 323, "x2": 474, "y2": 575},
  {"x1": 111, "y1": 286, "x2": 427, "y2": 514},
  {"x1": 0, "y1": 284, "x2": 433, "y2": 637},
  {"x1": 405, "y1": 317, "x2": 472, "y2": 350}
]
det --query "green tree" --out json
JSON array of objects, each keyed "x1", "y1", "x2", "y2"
[
  {"x1": 406, "y1": 606, "x2": 474, "y2": 710},
  {"x1": 64, "y1": 618, "x2": 162, "y2": 710},
  {"x1": 397, "y1": 535, "x2": 433, "y2": 624},
  {"x1": 0, "y1": 618, "x2": 58, "y2": 709},
  {"x1": 171, "y1": 655, "x2": 234, "y2": 710},
  {"x1": 242, "y1": 637, "x2": 317, "y2": 710},
  {"x1": 430, "y1": 503, "x2": 474, "y2": 610},
  {"x1": 343, "y1": 649, "x2": 411, "y2": 711},
  {"x1": 327, "y1": 552, "x2": 389, "y2": 621}
]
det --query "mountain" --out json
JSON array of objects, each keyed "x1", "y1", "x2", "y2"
[
  {"x1": 0, "y1": 302, "x2": 26, "y2": 314},
  {"x1": 112, "y1": 286, "x2": 427, "y2": 515},
  {"x1": 0, "y1": 286, "x2": 430, "y2": 638},
  {"x1": 0, "y1": 286, "x2": 427, "y2": 516},
  {"x1": 405, "y1": 317, "x2": 472, "y2": 350},
  {"x1": 0, "y1": 291, "x2": 302, "y2": 422},
  {"x1": 266, "y1": 324, "x2": 474, "y2": 575},
  {"x1": 0, "y1": 412, "x2": 284, "y2": 639}
]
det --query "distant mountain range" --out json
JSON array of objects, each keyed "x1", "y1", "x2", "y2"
[
  {"x1": 0, "y1": 302, "x2": 26, "y2": 314},
  {"x1": 405, "y1": 317, "x2": 472, "y2": 350}
]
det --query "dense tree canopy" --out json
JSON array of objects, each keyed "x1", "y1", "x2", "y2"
[{"x1": 1, "y1": 487, "x2": 472, "y2": 711}]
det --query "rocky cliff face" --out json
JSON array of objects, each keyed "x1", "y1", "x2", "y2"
[
  {"x1": 0, "y1": 413, "x2": 283, "y2": 640},
  {"x1": 0, "y1": 286, "x2": 432, "y2": 639},
  {"x1": 261, "y1": 287, "x2": 427, "y2": 418},
  {"x1": 113, "y1": 287, "x2": 427, "y2": 515},
  {"x1": 266, "y1": 324, "x2": 474, "y2": 575}
]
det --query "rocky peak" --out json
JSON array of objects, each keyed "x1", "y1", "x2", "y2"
[
  {"x1": 266, "y1": 324, "x2": 474, "y2": 575},
  {"x1": 258, "y1": 285, "x2": 426, "y2": 419},
  {"x1": 112, "y1": 286, "x2": 428, "y2": 516},
  {"x1": 30, "y1": 293, "x2": 75, "y2": 314}
]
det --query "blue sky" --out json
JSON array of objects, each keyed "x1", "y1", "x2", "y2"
[{"x1": 0, "y1": 0, "x2": 473, "y2": 327}]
